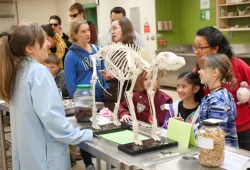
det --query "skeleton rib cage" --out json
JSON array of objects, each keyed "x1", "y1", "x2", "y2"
[{"x1": 102, "y1": 43, "x2": 152, "y2": 80}]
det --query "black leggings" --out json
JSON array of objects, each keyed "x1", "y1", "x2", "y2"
[
  {"x1": 80, "y1": 148, "x2": 93, "y2": 167},
  {"x1": 238, "y1": 128, "x2": 250, "y2": 151}
]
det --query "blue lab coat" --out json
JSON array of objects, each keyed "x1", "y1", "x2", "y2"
[{"x1": 9, "y1": 58, "x2": 93, "y2": 170}]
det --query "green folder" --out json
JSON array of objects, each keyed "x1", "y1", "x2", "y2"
[
  {"x1": 99, "y1": 130, "x2": 149, "y2": 145},
  {"x1": 167, "y1": 118, "x2": 196, "y2": 148}
]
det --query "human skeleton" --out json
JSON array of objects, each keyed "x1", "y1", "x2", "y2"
[{"x1": 90, "y1": 43, "x2": 185, "y2": 145}]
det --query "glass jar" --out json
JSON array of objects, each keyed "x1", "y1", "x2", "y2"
[
  {"x1": 73, "y1": 84, "x2": 93, "y2": 122},
  {"x1": 197, "y1": 119, "x2": 225, "y2": 167}
]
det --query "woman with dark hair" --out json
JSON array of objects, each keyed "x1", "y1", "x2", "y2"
[
  {"x1": 102, "y1": 17, "x2": 135, "y2": 111},
  {"x1": 0, "y1": 24, "x2": 92, "y2": 170},
  {"x1": 193, "y1": 26, "x2": 250, "y2": 150},
  {"x1": 49, "y1": 15, "x2": 69, "y2": 40},
  {"x1": 41, "y1": 24, "x2": 71, "y2": 69},
  {"x1": 111, "y1": 17, "x2": 135, "y2": 44}
]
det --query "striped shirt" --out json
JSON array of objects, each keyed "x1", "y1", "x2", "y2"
[{"x1": 200, "y1": 88, "x2": 239, "y2": 147}]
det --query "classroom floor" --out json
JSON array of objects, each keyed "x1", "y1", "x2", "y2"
[{"x1": 0, "y1": 87, "x2": 179, "y2": 170}]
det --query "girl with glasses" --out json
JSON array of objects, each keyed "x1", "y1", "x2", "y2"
[{"x1": 101, "y1": 17, "x2": 136, "y2": 111}]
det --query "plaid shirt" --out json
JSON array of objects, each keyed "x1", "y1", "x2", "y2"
[{"x1": 200, "y1": 88, "x2": 239, "y2": 147}]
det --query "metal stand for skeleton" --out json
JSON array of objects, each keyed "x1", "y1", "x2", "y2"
[{"x1": 90, "y1": 53, "x2": 100, "y2": 129}]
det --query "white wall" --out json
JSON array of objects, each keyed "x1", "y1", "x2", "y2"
[
  {"x1": 97, "y1": 0, "x2": 157, "y2": 55},
  {"x1": 0, "y1": 0, "x2": 76, "y2": 33},
  {"x1": 0, "y1": 2, "x2": 17, "y2": 33},
  {"x1": 1, "y1": 0, "x2": 157, "y2": 54},
  {"x1": 0, "y1": 19, "x2": 16, "y2": 33},
  {"x1": 96, "y1": 0, "x2": 119, "y2": 35},
  {"x1": 17, "y1": 0, "x2": 56, "y2": 25},
  {"x1": 55, "y1": 0, "x2": 75, "y2": 34}
]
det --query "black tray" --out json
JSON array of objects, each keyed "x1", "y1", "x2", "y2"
[
  {"x1": 93, "y1": 122, "x2": 131, "y2": 134},
  {"x1": 118, "y1": 137, "x2": 178, "y2": 156},
  {"x1": 94, "y1": 122, "x2": 178, "y2": 156}
]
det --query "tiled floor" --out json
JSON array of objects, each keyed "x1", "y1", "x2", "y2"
[{"x1": 0, "y1": 87, "x2": 178, "y2": 170}]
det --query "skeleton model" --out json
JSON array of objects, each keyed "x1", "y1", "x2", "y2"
[{"x1": 90, "y1": 43, "x2": 185, "y2": 145}]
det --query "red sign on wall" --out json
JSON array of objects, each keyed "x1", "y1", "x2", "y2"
[{"x1": 144, "y1": 22, "x2": 150, "y2": 33}]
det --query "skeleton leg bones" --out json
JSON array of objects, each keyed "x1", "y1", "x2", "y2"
[
  {"x1": 147, "y1": 68, "x2": 161, "y2": 141},
  {"x1": 112, "y1": 79, "x2": 125, "y2": 126},
  {"x1": 125, "y1": 69, "x2": 143, "y2": 145},
  {"x1": 90, "y1": 54, "x2": 100, "y2": 129}
]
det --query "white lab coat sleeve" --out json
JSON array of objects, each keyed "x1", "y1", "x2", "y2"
[{"x1": 30, "y1": 66, "x2": 93, "y2": 145}]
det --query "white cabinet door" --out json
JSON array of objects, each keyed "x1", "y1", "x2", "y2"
[
  {"x1": 97, "y1": 0, "x2": 157, "y2": 55},
  {"x1": 122, "y1": 0, "x2": 157, "y2": 55}
]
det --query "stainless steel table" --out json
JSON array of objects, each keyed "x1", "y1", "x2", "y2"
[
  {"x1": 68, "y1": 117, "x2": 197, "y2": 170},
  {"x1": 0, "y1": 102, "x2": 9, "y2": 170},
  {"x1": 135, "y1": 145, "x2": 250, "y2": 170}
]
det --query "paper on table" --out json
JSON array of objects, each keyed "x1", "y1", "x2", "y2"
[
  {"x1": 99, "y1": 130, "x2": 149, "y2": 145},
  {"x1": 220, "y1": 150, "x2": 250, "y2": 170}
]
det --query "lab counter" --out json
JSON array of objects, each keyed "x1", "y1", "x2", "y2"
[
  {"x1": 68, "y1": 117, "x2": 250, "y2": 170},
  {"x1": 68, "y1": 117, "x2": 197, "y2": 169},
  {"x1": 135, "y1": 146, "x2": 250, "y2": 170},
  {"x1": 1, "y1": 102, "x2": 250, "y2": 170}
]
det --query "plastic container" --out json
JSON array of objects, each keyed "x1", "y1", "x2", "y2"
[
  {"x1": 73, "y1": 84, "x2": 93, "y2": 122},
  {"x1": 197, "y1": 119, "x2": 225, "y2": 167}
]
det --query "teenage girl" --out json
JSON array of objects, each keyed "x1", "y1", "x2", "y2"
[{"x1": 198, "y1": 53, "x2": 239, "y2": 147}]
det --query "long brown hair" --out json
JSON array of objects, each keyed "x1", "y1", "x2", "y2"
[
  {"x1": 113, "y1": 17, "x2": 135, "y2": 44},
  {"x1": 198, "y1": 54, "x2": 236, "y2": 88},
  {"x1": 0, "y1": 24, "x2": 45, "y2": 102}
]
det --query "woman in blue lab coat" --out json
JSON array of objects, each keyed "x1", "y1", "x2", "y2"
[{"x1": 0, "y1": 24, "x2": 93, "y2": 170}]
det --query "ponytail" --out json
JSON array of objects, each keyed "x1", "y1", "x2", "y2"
[
  {"x1": 218, "y1": 37, "x2": 233, "y2": 59},
  {"x1": 0, "y1": 36, "x2": 16, "y2": 103},
  {"x1": 0, "y1": 24, "x2": 45, "y2": 103}
]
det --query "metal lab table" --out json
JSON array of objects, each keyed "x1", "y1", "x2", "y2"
[
  {"x1": 0, "y1": 102, "x2": 9, "y2": 170},
  {"x1": 68, "y1": 117, "x2": 197, "y2": 170},
  {"x1": 135, "y1": 145, "x2": 250, "y2": 170}
]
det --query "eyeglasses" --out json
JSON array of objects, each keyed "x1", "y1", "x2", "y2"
[
  {"x1": 111, "y1": 26, "x2": 121, "y2": 31},
  {"x1": 192, "y1": 45, "x2": 211, "y2": 52},
  {"x1": 69, "y1": 13, "x2": 79, "y2": 18},
  {"x1": 49, "y1": 23, "x2": 59, "y2": 27}
]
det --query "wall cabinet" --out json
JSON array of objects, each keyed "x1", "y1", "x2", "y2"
[
  {"x1": 0, "y1": 0, "x2": 15, "y2": 19},
  {"x1": 216, "y1": 0, "x2": 250, "y2": 31}
]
